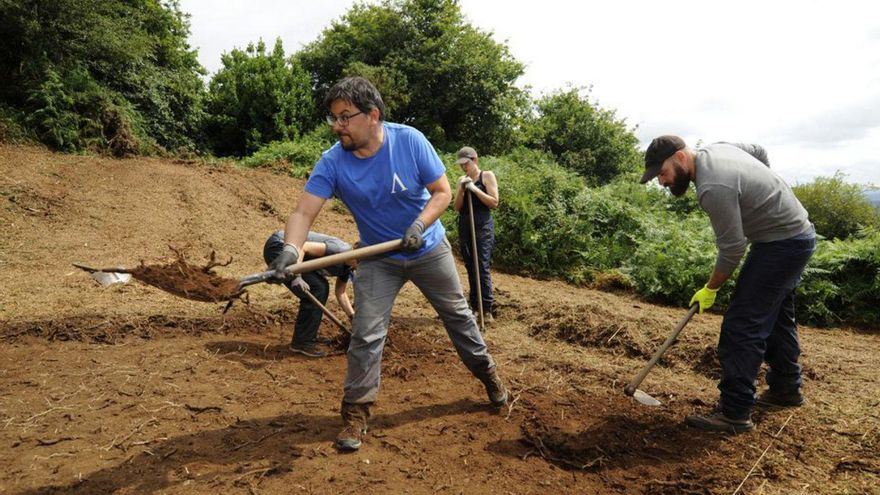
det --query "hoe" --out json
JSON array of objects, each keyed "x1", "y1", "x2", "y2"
[{"x1": 624, "y1": 304, "x2": 699, "y2": 406}]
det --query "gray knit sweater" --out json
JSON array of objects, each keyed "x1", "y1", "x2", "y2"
[{"x1": 695, "y1": 143, "x2": 812, "y2": 274}]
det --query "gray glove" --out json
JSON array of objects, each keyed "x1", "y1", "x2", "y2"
[
  {"x1": 401, "y1": 219, "x2": 426, "y2": 253},
  {"x1": 268, "y1": 244, "x2": 299, "y2": 283},
  {"x1": 289, "y1": 275, "x2": 310, "y2": 296}
]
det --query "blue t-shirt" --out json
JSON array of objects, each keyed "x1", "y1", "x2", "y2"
[{"x1": 305, "y1": 122, "x2": 446, "y2": 260}]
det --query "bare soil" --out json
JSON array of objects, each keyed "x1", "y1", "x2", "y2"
[{"x1": 1, "y1": 144, "x2": 877, "y2": 494}]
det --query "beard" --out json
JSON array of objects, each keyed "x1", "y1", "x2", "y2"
[
  {"x1": 338, "y1": 133, "x2": 357, "y2": 151},
  {"x1": 668, "y1": 164, "x2": 691, "y2": 197}
]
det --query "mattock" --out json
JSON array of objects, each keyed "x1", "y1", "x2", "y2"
[{"x1": 624, "y1": 304, "x2": 699, "y2": 406}]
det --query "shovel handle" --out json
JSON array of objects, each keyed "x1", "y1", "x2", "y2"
[
  {"x1": 238, "y1": 239, "x2": 403, "y2": 289},
  {"x1": 299, "y1": 288, "x2": 352, "y2": 335},
  {"x1": 624, "y1": 304, "x2": 699, "y2": 397},
  {"x1": 72, "y1": 263, "x2": 133, "y2": 274}
]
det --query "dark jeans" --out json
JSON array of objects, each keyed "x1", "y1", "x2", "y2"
[
  {"x1": 459, "y1": 220, "x2": 495, "y2": 314},
  {"x1": 263, "y1": 232, "x2": 330, "y2": 346},
  {"x1": 718, "y1": 234, "x2": 816, "y2": 419}
]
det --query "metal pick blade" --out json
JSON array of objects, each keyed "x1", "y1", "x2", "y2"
[
  {"x1": 90, "y1": 271, "x2": 132, "y2": 287},
  {"x1": 632, "y1": 389, "x2": 662, "y2": 406}
]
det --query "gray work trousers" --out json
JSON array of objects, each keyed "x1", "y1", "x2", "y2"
[{"x1": 343, "y1": 237, "x2": 496, "y2": 404}]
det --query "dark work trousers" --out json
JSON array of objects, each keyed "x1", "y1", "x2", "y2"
[
  {"x1": 718, "y1": 234, "x2": 816, "y2": 420},
  {"x1": 263, "y1": 235, "x2": 331, "y2": 346},
  {"x1": 459, "y1": 218, "x2": 495, "y2": 315}
]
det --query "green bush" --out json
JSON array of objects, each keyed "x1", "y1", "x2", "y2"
[
  {"x1": 204, "y1": 38, "x2": 314, "y2": 156},
  {"x1": 242, "y1": 128, "x2": 335, "y2": 177},
  {"x1": 798, "y1": 230, "x2": 880, "y2": 326},
  {"x1": 793, "y1": 172, "x2": 879, "y2": 240},
  {"x1": 623, "y1": 213, "x2": 721, "y2": 306},
  {"x1": 522, "y1": 87, "x2": 642, "y2": 186},
  {"x1": 0, "y1": 105, "x2": 32, "y2": 143},
  {"x1": 1, "y1": 0, "x2": 205, "y2": 153},
  {"x1": 441, "y1": 151, "x2": 653, "y2": 285},
  {"x1": 22, "y1": 67, "x2": 149, "y2": 156},
  {"x1": 25, "y1": 69, "x2": 81, "y2": 151}
]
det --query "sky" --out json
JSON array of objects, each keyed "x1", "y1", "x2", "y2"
[{"x1": 180, "y1": 0, "x2": 880, "y2": 186}]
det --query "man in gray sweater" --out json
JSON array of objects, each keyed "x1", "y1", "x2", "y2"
[{"x1": 640, "y1": 135, "x2": 816, "y2": 433}]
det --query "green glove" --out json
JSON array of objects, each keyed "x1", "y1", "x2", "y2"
[{"x1": 689, "y1": 284, "x2": 719, "y2": 314}]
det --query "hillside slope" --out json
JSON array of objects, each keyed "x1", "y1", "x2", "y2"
[{"x1": 1, "y1": 145, "x2": 877, "y2": 494}]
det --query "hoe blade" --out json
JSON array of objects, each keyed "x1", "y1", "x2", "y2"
[{"x1": 632, "y1": 389, "x2": 662, "y2": 406}]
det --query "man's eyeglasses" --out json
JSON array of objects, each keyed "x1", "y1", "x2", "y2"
[{"x1": 325, "y1": 111, "x2": 364, "y2": 127}]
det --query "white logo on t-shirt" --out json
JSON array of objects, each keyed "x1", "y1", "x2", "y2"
[{"x1": 391, "y1": 172, "x2": 408, "y2": 194}]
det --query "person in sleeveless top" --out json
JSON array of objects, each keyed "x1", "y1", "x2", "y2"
[{"x1": 453, "y1": 146, "x2": 499, "y2": 321}]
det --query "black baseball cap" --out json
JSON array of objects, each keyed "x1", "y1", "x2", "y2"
[{"x1": 640, "y1": 135, "x2": 686, "y2": 183}]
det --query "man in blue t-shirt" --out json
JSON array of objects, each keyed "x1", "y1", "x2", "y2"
[{"x1": 267, "y1": 77, "x2": 507, "y2": 452}]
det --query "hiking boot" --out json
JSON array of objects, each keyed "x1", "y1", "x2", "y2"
[
  {"x1": 335, "y1": 402, "x2": 370, "y2": 452},
  {"x1": 289, "y1": 342, "x2": 327, "y2": 358},
  {"x1": 472, "y1": 311, "x2": 494, "y2": 325},
  {"x1": 685, "y1": 411, "x2": 754, "y2": 433},
  {"x1": 478, "y1": 369, "x2": 508, "y2": 407},
  {"x1": 756, "y1": 389, "x2": 805, "y2": 408}
]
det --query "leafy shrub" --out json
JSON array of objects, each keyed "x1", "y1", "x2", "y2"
[
  {"x1": 522, "y1": 87, "x2": 642, "y2": 186},
  {"x1": 0, "y1": 105, "x2": 31, "y2": 143},
  {"x1": 23, "y1": 67, "x2": 149, "y2": 156},
  {"x1": 25, "y1": 69, "x2": 80, "y2": 151},
  {"x1": 1, "y1": 0, "x2": 205, "y2": 153},
  {"x1": 204, "y1": 38, "x2": 314, "y2": 156},
  {"x1": 798, "y1": 230, "x2": 880, "y2": 326},
  {"x1": 623, "y1": 214, "x2": 720, "y2": 306},
  {"x1": 242, "y1": 128, "x2": 334, "y2": 178},
  {"x1": 793, "y1": 173, "x2": 879, "y2": 240}
]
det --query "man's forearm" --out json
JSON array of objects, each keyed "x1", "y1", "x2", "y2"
[
  {"x1": 417, "y1": 190, "x2": 451, "y2": 226},
  {"x1": 283, "y1": 211, "x2": 312, "y2": 250},
  {"x1": 706, "y1": 269, "x2": 731, "y2": 290}
]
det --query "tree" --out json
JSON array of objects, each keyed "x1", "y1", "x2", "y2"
[
  {"x1": 793, "y1": 172, "x2": 879, "y2": 240},
  {"x1": 203, "y1": 38, "x2": 314, "y2": 156},
  {"x1": 296, "y1": 0, "x2": 526, "y2": 153},
  {"x1": 524, "y1": 87, "x2": 641, "y2": 186},
  {"x1": 0, "y1": 0, "x2": 206, "y2": 153}
]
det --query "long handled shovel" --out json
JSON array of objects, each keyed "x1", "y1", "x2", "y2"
[
  {"x1": 239, "y1": 239, "x2": 401, "y2": 290},
  {"x1": 74, "y1": 239, "x2": 402, "y2": 303},
  {"x1": 624, "y1": 304, "x2": 699, "y2": 406},
  {"x1": 466, "y1": 189, "x2": 485, "y2": 331}
]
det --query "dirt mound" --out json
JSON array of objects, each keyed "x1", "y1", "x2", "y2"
[
  {"x1": 524, "y1": 301, "x2": 721, "y2": 378},
  {"x1": 1, "y1": 312, "x2": 281, "y2": 344}
]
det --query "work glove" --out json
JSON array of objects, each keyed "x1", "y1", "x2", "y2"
[
  {"x1": 689, "y1": 284, "x2": 719, "y2": 314},
  {"x1": 289, "y1": 275, "x2": 310, "y2": 296},
  {"x1": 458, "y1": 176, "x2": 473, "y2": 189},
  {"x1": 268, "y1": 244, "x2": 299, "y2": 283},
  {"x1": 401, "y1": 219, "x2": 426, "y2": 253}
]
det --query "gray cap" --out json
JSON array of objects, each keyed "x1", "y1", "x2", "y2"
[{"x1": 456, "y1": 146, "x2": 477, "y2": 165}]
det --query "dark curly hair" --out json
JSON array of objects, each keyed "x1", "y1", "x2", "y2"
[{"x1": 323, "y1": 76, "x2": 386, "y2": 121}]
